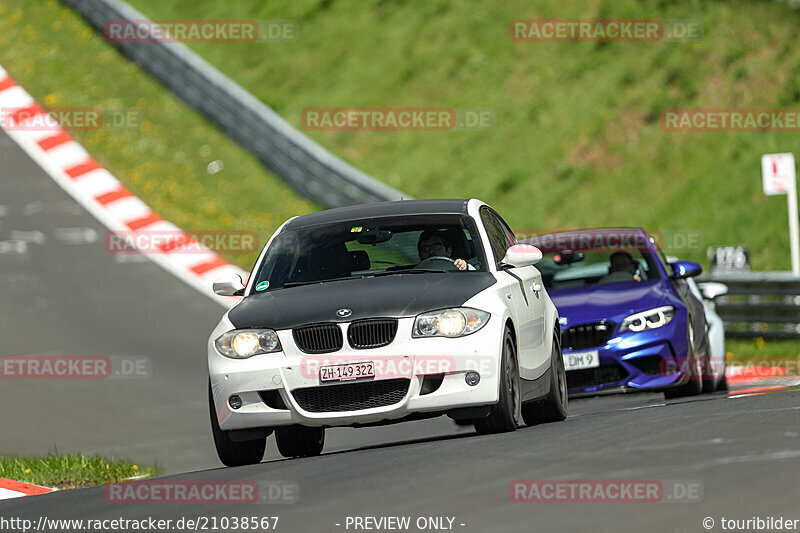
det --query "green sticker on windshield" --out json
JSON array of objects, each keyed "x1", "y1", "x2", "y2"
[{"x1": 255, "y1": 281, "x2": 270, "y2": 291}]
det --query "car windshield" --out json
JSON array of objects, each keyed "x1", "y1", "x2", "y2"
[
  {"x1": 251, "y1": 214, "x2": 487, "y2": 291},
  {"x1": 525, "y1": 231, "x2": 663, "y2": 291}
]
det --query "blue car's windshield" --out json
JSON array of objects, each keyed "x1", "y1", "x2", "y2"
[{"x1": 525, "y1": 231, "x2": 663, "y2": 291}]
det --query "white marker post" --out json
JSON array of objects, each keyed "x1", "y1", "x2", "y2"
[{"x1": 762, "y1": 153, "x2": 800, "y2": 276}]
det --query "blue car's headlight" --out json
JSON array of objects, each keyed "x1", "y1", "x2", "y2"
[
  {"x1": 215, "y1": 329, "x2": 281, "y2": 358},
  {"x1": 620, "y1": 306, "x2": 675, "y2": 333},
  {"x1": 413, "y1": 308, "x2": 490, "y2": 338}
]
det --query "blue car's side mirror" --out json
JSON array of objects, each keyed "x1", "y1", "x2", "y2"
[{"x1": 668, "y1": 260, "x2": 702, "y2": 279}]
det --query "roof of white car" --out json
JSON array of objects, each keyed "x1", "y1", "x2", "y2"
[{"x1": 283, "y1": 199, "x2": 472, "y2": 230}]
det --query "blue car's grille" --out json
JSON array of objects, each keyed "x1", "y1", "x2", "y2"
[
  {"x1": 563, "y1": 322, "x2": 615, "y2": 350},
  {"x1": 566, "y1": 364, "x2": 626, "y2": 390}
]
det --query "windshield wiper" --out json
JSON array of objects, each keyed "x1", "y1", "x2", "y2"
[
  {"x1": 283, "y1": 276, "x2": 362, "y2": 288},
  {"x1": 372, "y1": 268, "x2": 450, "y2": 277}
]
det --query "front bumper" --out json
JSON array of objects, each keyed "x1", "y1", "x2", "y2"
[
  {"x1": 563, "y1": 321, "x2": 690, "y2": 396},
  {"x1": 209, "y1": 317, "x2": 504, "y2": 430}
]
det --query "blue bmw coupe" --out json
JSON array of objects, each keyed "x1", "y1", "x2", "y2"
[{"x1": 523, "y1": 228, "x2": 724, "y2": 398}]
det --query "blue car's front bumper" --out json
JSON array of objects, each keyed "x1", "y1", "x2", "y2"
[{"x1": 563, "y1": 319, "x2": 690, "y2": 396}]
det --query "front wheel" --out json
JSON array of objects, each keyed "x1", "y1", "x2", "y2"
[
  {"x1": 275, "y1": 426, "x2": 325, "y2": 458},
  {"x1": 664, "y1": 353, "x2": 704, "y2": 399},
  {"x1": 474, "y1": 328, "x2": 520, "y2": 434},
  {"x1": 522, "y1": 332, "x2": 568, "y2": 425},
  {"x1": 209, "y1": 384, "x2": 266, "y2": 467}
]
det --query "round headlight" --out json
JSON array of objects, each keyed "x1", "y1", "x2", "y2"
[
  {"x1": 628, "y1": 317, "x2": 647, "y2": 332},
  {"x1": 416, "y1": 316, "x2": 440, "y2": 336},
  {"x1": 258, "y1": 331, "x2": 280, "y2": 352},
  {"x1": 437, "y1": 310, "x2": 466, "y2": 336},
  {"x1": 232, "y1": 332, "x2": 261, "y2": 357},
  {"x1": 647, "y1": 311, "x2": 667, "y2": 329}
]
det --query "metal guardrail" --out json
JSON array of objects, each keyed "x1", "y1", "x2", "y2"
[
  {"x1": 703, "y1": 271, "x2": 800, "y2": 338},
  {"x1": 60, "y1": 0, "x2": 409, "y2": 208}
]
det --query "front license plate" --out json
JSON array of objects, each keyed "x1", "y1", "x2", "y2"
[
  {"x1": 319, "y1": 362, "x2": 375, "y2": 382},
  {"x1": 564, "y1": 350, "x2": 600, "y2": 371}
]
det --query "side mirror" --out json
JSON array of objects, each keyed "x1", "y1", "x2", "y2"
[
  {"x1": 698, "y1": 281, "x2": 728, "y2": 300},
  {"x1": 668, "y1": 260, "x2": 702, "y2": 279},
  {"x1": 501, "y1": 244, "x2": 543, "y2": 268},
  {"x1": 213, "y1": 274, "x2": 245, "y2": 296}
]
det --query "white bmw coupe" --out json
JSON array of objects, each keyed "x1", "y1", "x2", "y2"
[{"x1": 208, "y1": 199, "x2": 566, "y2": 465}]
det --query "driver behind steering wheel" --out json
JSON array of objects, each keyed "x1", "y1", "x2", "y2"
[{"x1": 417, "y1": 230, "x2": 469, "y2": 271}]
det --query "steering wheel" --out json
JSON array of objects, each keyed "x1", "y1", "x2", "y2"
[{"x1": 417, "y1": 256, "x2": 460, "y2": 271}]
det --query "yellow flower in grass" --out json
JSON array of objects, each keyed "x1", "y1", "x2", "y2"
[
  {"x1": 23, "y1": 23, "x2": 35, "y2": 41},
  {"x1": 132, "y1": 465, "x2": 139, "y2": 471},
  {"x1": 8, "y1": 9, "x2": 22, "y2": 26},
  {"x1": 754, "y1": 337, "x2": 765, "y2": 349},
  {"x1": 44, "y1": 94, "x2": 58, "y2": 107},
  {"x1": 24, "y1": 468, "x2": 31, "y2": 473}
]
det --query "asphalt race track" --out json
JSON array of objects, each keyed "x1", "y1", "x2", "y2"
[
  {"x1": 2, "y1": 390, "x2": 800, "y2": 532},
  {"x1": 2, "y1": 130, "x2": 800, "y2": 532}
]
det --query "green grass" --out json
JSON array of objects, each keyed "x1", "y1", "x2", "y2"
[
  {"x1": 112, "y1": 0, "x2": 800, "y2": 271},
  {"x1": 5, "y1": 0, "x2": 800, "y2": 272},
  {"x1": 0, "y1": 0, "x2": 316, "y2": 270},
  {"x1": 727, "y1": 338, "x2": 800, "y2": 363},
  {"x1": 0, "y1": 453, "x2": 160, "y2": 490}
]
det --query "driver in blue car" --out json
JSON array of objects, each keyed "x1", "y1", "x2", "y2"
[
  {"x1": 417, "y1": 230, "x2": 469, "y2": 270},
  {"x1": 598, "y1": 250, "x2": 642, "y2": 283}
]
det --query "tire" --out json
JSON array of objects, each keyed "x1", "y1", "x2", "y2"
[
  {"x1": 474, "y1": 328, "x2": 520, "y2": 435},
  {"x1": 664, "y1": 352, "x2": 703, "y2": 399},
  {"x1": 275, "y1": 426, "x2": 325, "y2": 458},
  {"x1": 716, "y1": 369, "x2": 729, "y2": 392},
  {"x1": 209, "y1": 384, "x2": 266, "y2": 467},
  {"x1": 522, "y1": 331, "x2": 568, "y2": 426},
  {"x1": 701, "y1": 354, "x2": 717, "y2": 394}
]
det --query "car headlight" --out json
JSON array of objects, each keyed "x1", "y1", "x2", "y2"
[
  {"x1": 413, "y1": 308, "x2": 490, "y2": 338},
  {"x1": 214, "y1": 329, "x2": 281, "y2": 358},
  {"x1": 620, "y1": 306, "x2": 675, "y2": 333}
]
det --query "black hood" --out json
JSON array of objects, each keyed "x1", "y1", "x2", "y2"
[{"x1": 228, "y1": 273, "x2": 497, "y2": 329}]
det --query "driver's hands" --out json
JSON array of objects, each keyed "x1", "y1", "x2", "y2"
[
  {"x1": 454, "y1": 259, "x2": 467, "y2": 271},
  {"x1": 633, "y1": 274, "x2": 642, "y2": 282}
]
